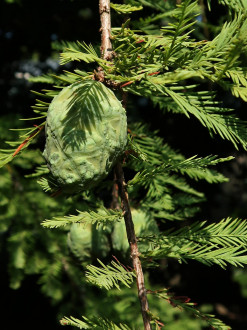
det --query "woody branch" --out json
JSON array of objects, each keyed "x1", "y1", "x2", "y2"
[{"x1": 98, "y1": 1, "x2": 152, "y2": 328}]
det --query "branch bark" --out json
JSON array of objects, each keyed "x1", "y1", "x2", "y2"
[
  {"x1": 115, "y1": 163, "x2": 151, "y2": 330},
  {"x1": 99, "y1": 0, "x2": 113, "y2": 61},
  {"x1": 99, "y1": 2, "x2": 151, "y2": 328}
]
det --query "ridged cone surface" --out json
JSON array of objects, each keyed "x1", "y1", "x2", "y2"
[{"x1": 43, "y1": 80, "x2": 127, "y2": 192}]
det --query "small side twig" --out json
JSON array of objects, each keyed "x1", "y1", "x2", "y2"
[{"x1": 115, "y1": 163, "x2": 151, "y2": 330}]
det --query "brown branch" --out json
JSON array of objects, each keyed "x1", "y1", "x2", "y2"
[
  {"x1": 115, "y1": 163, "x2": 151, "y2": 330},
  {"x1": 99, "y1": 0, "x2": 113, "y2": 61},
  {"x1": 98, "y1": 1, "x2": 151, "y2": 328},
  {"x1": 111, "y1": 171, "x2": 120, "y2": 210}
]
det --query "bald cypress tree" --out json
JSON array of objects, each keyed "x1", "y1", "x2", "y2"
[{"x1": 1, "y1": 0, "x2": 247, "y2": 328}]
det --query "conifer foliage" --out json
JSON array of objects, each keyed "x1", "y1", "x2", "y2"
[{"x1": 2, "y1": 0, "x2": 247, "y2": 329}]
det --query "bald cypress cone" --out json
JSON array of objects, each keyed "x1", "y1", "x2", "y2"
[{"x1": 43, "y1": 80, "x2": 127, "y2": 193}]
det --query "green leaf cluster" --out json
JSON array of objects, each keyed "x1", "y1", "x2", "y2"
[
  {"x1": 85, "y1": 259, "x2": 136, "y2": 290},
  {"x1": 111, "y1": 3, "x2": 143, "y2": 14},
  {"x1": 141, "y1": 217, "x2": 247, "y2": 268},
  {"x1": 60, "y1": 315, "x2": 131, "y2": 329},
  {"x1": 127, "y1": 123, "x2": 231, "y2": 221}
]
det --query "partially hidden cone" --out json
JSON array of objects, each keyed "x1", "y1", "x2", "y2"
[{"x1": 43, "y1": 80, "x2": 127, "y2": 193}]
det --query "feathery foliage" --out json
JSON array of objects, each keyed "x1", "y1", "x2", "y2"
[
  {"x1": 42, "y1": 208, "x2": 123, "y2": 229},
  {"x1": 207, "y1": 0, "x2": 247, "y2": 12},
  {"x1": 60, "y1": 315, "x2": 131, "y2": 329},
  {"x1": 149, "y1": 288, "x2": 231, "y2": 329},
  {"x1": 140, "y1": 218, "x2": 247, "y2": 268},
  {"x1": 111, "y1": 3, "x2": 143, "y2": 14},
  {"x1": 85, "y1": 259, "x2": 135, "y2": 290},
  {"x1": 60, "y1": 41, "x2": 103, "y2": 66}
]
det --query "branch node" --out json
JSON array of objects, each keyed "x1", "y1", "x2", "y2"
[{"x1": 99, "y1": 5, "x2": 110, "y2": 14}]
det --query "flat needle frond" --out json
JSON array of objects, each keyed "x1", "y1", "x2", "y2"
[
  {"x1": 85, "y1": 259, "x2": 135, "y2": 290},
  {"x1": 141, "y1": 218, "x2": 247, "y2": 268},
  {"x1": 42, "y1": 208, "x2": 123, "y2": 229},
  {"x1": 60, "y1": 315, "x2": 131, "y2": 329}
]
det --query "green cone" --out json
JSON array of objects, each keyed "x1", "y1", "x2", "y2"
[{"x1": 43, "y1": 80, "x2": 127, "y2": 193}]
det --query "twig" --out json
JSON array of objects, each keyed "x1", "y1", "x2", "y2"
[
  {"x1": 99, "y1": 1, "x2": 151, "y2": 328},
  {"x1": 12, "y1": 125, "x2": 44, "y2": 157},
  {"x1": 99, "y1": 0, "x2": 113, "y2": 61},
  {"x1": 111, "y1": 171, "x2": 120, "y2": 210},
  {"x1": 115, "y1": 163, "x2": 151, "y2": 330}
]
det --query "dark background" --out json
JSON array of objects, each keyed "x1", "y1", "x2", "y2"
[{"x1": 1, "y1": 0, "x2": 247, "y2": 329}]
